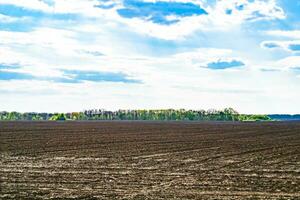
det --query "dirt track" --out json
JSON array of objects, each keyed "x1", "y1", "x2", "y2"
[{"x1": 0, "y1": 121, "x2": 300, "y2": 199}]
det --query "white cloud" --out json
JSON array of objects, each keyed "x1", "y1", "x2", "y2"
[
  {"x1": 206, "y1": 0, "x2": 284, "y2": 27},
  {"x1": 266, "y1": 30, "x2": 300, "y2": 39},
  {"x1": 106, "y1": 0, "x2": 285, "y2": 40},
  {"x1": 1, "y1": 62, "x2": 300, "y2": 114},
  {"x1": 261, "y1": 40, "x2": 300, "y2": 52},
  {"x1": 171, "y1": 48, "x2": 232, "y2": 67},
  {"x1": 276, "y1": 56, "x2": 300, "y2": 69},
  {"x1": 0, "y1": 0, "x2": 285, "y2": 40},
  {"x1": 251, "y1": 55, "x2": 300, "y2": 72},
  {"x1": 0, "y1": 14, "x2": 30, "y2": 23},
  {"x1": 0, "y1": 26, "x2": 156, "y2": 80},
  {"x1": 1, "y1": 0, "x2": 300, "y2": 114},
  {"x1": 0, "y1": 0, "x2": 52, "y2": 12}
]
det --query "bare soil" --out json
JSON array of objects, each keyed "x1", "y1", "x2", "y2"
[{"x1": 0, "y1": 121, "x2": 300, "y2": 199}]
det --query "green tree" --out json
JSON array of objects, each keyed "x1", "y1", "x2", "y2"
[{"x1": 50, "y1": 113, "x2": 66, "y2": 121}]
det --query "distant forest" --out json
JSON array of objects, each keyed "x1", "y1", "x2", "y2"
[{"x1": 0, "y1": 108, "x2": 274, "y2": 121}]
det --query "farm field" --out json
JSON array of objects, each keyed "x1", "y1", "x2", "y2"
[{"x1": 0, "y1": 121, "x2": 300, "y2": 199}]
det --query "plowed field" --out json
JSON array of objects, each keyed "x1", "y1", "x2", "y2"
[{"x1": 0, "y1": 121, "x2": 299, "y2": 199}]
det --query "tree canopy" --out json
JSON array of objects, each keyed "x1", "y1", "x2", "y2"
[{"x1": 0, "y1": 108, "x2": 273, "y2": 122}]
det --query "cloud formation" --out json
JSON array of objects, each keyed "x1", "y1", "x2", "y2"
[
  {"x1": 0, "y1": 0, "x2": 300, "y2": 114},
  {"x1": 62, "y1": 70, "x2": 141, "y2": 83},
  {"x1": 116, "y1": 0, "x2": 207, "y2": 25},
  {"x1": 261, "y1": 41, "x2": 281, "y2": 49},
  {"x1": 288, "y1": 44, "x2": 300, "y2": 52},
  {"x1": 0, "y1": 0, "x2": 286, "y2": 40},
  {"x1": 206, "y1": 59, "x2": 245, "y2": 70},
  {"x1": 261, "y1": 40, "x2": 300, "y2": 52},
  {"x1": 0, "y1": 64, "x2": 140, "y2": 83}
]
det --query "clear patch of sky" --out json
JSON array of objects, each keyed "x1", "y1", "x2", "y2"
[
  {"x1": 277, "y1": 0, "x2": 300, "y2": 29},
  {"x1": 0, "y1": 4, "x2": 75, "y2": 19},
  {"x1": 0, "y1": 71, "x2": 34, "y2": 80},
  {"x1": 226, "y1": 9, "x2": 233, "y2": 15},
  {"x1": 207, "y1": 60, "x2": 245, "y2": 70},
  {"x1": 117, "y1": 0, "x2": 207, "y2": 25},
  {"x1": 0, "y1": 1, "x2": 298, "y2": 66},
  {"x1": 62, "y1": 69, "x2": 141, "y2": 83},
  {"x1": 74, "y1": 20, "x2": 180, "y2": 57},
  {"x1": 40, "y1": 0, "x2": 55, "y2": 7},
  {"x1": 243, "y1": 16, "x2": 289, "y2": 32},
  {"x1": 0, "y1": 63, "x2": 22, "y2": 69},
  {"x1": 290, "y1": 67, "x2": 300, "y2": 75},
  {"x1": 0, "y1": 70, "x2": 78, "y2": 83},
  {"x1": 95, "y1": 4, "x2": 115, "y2": 10},
  {"x1": 238, "y1": 20, "x2": 293, "y2": 61},
  {"x1": 0, "y1": 4, "x2": 81, "y2": 32},
  {"x1": 236, "y1": 4, "x2": 245, "y2": 11},
  {"x1": 0, "y1": 71, "x2": 79, "y2": 83},
  {"x1": 0, "y1": 4, "x2": 80, "y2": 24},
  {"x1": 94, "y1": 0, "x2": 116, "y2": 10},
  {"x1": 262, "y1": 42, "x2": 281, "y2": 49},
  {"x1": 0, "y1": 18, "x2": 37, "y2": 32},
  {"x1": 245, "y1": 0, "x2": 300, "y2": 32},
  {"x1": 288, "y1": 44, "x2": 300, "y2": 51},
  {"x1": 0, "y1": 68, "x2": 141, "y2": 84}
]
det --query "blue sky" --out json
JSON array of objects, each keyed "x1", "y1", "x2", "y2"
[{"x1": 0, "y1": 0, "x2": 300, "y2": 114}]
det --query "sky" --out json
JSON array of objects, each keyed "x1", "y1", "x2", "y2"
[{"x1": 0, "y1": 0, "x2": 300, "y2": 114}]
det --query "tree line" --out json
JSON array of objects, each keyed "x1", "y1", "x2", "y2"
[{"x1": 0, "y1": 108, "x2": 272, "y2": 121}]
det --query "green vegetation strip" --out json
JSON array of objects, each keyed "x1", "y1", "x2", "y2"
[{"x1": 0, "y1": 108, "x2": 271, "y2": 121}]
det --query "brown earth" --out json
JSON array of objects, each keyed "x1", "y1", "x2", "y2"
[{"x1": 0, "y1": 121, "x2": 299, "y2": 199}]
